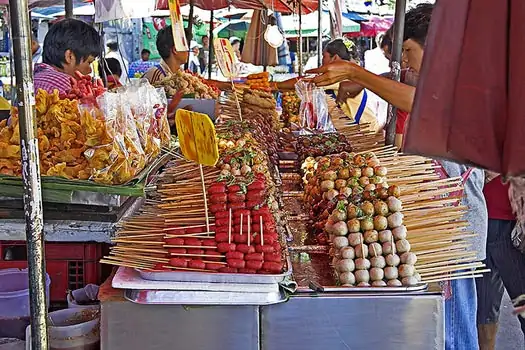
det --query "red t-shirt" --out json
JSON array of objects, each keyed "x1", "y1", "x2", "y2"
[
  {"x1": 395, "y1": 70, "x2": 410, "y2": 134},
  {"x1": 483, "y1": 176, "x2": 515, "y2": 220}
]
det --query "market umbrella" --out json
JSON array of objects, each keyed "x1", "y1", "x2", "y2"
[
  {"x1": 213, "y1": 19, "x2": 249, "y2": 39},
  {"x1": 241, "y1": 10, "x2": 277, "y2": 66},
  {"x1": 155, "y1": 0, "x2": 318, "y2": 14},
  {"x1": 281, "y1": 11, "x2": 359, "y2": 38},
  {"x1": 404, "y1": 0, "x2": 525, "y2": 176},
  {"x1": 347, "y1": 16, "x2": 392, "y2": 38}
]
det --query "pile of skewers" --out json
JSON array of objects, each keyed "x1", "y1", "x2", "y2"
[{"x1": 102, "y1": 118, "x2": 288, "y2": 274}]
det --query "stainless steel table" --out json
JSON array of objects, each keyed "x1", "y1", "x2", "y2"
[{"x1": 261, "y1": 292, "x2": 444, "y2": 350}]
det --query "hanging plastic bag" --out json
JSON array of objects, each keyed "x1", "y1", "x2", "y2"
[
  {"x1": 79, "y1": 92, "x2": 146, "y2": 185},
  {"x1": 295, "y1": 80, "x2": 333, "y2": 132}
]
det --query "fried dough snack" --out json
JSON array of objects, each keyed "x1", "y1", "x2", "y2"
[{"x1": 0, "y1": 86, "x2": 168, "y2": 184}]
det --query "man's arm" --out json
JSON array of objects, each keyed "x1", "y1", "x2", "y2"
[
  {"x1": 307, "y1": 61, "x2": 416, "y2": 113},
  {"x1": 350, "y1": 68, "x2": 415, "y2": 113}
]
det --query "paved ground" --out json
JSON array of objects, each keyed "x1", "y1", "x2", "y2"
[{"x1": 496, "y1": 292, "x2": 524, "y2": 350}]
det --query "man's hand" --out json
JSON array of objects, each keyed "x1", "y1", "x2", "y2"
[
  {"x1": 306, "y1": 61, "x2": 359, "y2": 87},
  {"x1": 337, "y1": 81, "x2": 365, "y2": 104}
]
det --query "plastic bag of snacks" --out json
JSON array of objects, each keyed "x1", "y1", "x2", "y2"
[
  {"x1": 80, "y1": 92, "x2": 146, "y2": 185},
  {"x1": 126, "y1": 81, "x2": 162, "y2": 162},
  {"x1": 295, "y1": 80, "x2": 333, "y2": 132},
  {"x1": 152, "y1": 87, "x2": 171, "y2": 147}
]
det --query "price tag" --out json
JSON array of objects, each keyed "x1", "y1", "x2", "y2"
[
  {"x1": 168, "y1": 0, "x2": 188, "y2": 52},
  {"x1": 175, "y1": 109, "x2": 219, "y2": 166},
  {"x1": 213, "y1": 38, "x2": 237, "y2": 80}
]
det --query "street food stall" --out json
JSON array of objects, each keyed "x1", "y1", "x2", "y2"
[{"x1": 0, "y1": 0, "x2": 490, "y2": 350}]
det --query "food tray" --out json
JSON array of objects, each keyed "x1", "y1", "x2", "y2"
[
  {"x1": 138, "y1": 253, "x2": 292, "y2": 285},
  {"x1": 113, "y1": 267, "x2": 279, "y2": 293},
  {"x1": 124, "y1": 289, "x2": 286, "y2": 305},
  {"x1": 306, "y1": 281, "x2": 428, "y2": 294}
]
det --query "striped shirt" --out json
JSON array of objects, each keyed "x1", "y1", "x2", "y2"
[
  {"x1": 34, "y1": 63, "x2": 72, "y2": 95},
  {"x1": 143, "y1": 60, "x2": 173, "y2": 85}
]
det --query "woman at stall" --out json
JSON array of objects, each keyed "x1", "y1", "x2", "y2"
[
  {"x1": 307, "y1": 4, "x2": 487, "y2": 350},
  {"x1": 276, "y1": 38, "x2": 382, "y2": 132},
  {"x1": 34, "y1": 18, "x2": 101, "y2": 95}
]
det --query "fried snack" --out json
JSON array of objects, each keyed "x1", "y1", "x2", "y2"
[
  {"x1": 155, "y1": 70, "x2": 219, "y2": 99},
  {"x1": 0, "y1": 88, "x2": 160, "y2": 184}
]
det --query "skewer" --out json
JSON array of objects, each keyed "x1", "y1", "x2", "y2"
[
  {"x1": 199, "y1": 164, "x2": 211, "y2": 233},
  {"x1": 165, "y1": 233, "x2": 216, "y2": 238},
  {"x1": 100, "y1": 259, "x2": 154, "y2": 269},
  {"x1": 240, "y1": 213, "x2": 244, "y2": 236},
  {"x1": 228, "y1": 208, "x2": 232, "y2": 244},
  {"x1": 260, "y1": 216, "x2": 264, "y2": 246},
  {"x1": 112, "y1": 240, "x2": 165, "y2": 245},
  {"x1": 169, "y1": 253, "x2": 225, "y2": 258},
  {"x1": 248, "y1": 214, "x2": 251, "y2": 246},
  {"x1": 162, "y1": 265, "x2": 218, "y2": 272},
  {"x1": 163, "y1": 224, "x2": 208, "y2": 231},
  {"x1": 164, "y1": 245, "x2": 218, "y2": 249}
]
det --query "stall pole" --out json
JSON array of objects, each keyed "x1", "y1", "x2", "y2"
[
  {"x1": 9, "y1": 0, "x2": 48, "y2": 348},
  {"x1": 317, "y1": 0, "x2": 322, "y2": 67},
  {"x1": 64, "y1": 0, "x2": 73, "y2": 18},
  {"x1": 262, "y1": 9, "x2": 268, "y2": 71},
  {"x1": 298, "y1": 1, "x2": 303, "y2": 75},
  {"x1": 384, "y1": 0, "x2": 406, "y2": 146},
  {"x1": 208, "y1": 10, "x2": 214, "y2": 80},
  {"x1": 184, "y1": 0, "x2": 194, "y2": 70}
]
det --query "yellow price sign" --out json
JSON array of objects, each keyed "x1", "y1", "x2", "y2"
[
  {"x1": 175, "y1": 110, "x2": 219, "y2": 166},
  {"x1": 168, "y1": 0, "x2": 188, "y2": 52}
]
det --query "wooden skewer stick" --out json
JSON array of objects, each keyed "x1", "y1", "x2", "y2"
[
  {"x1": 260, "y1": 216, "x2": 264, "y2": 246},
  {"x1": 110, "y1": 246, "x2": 168, "y2": 254},
  {"x1": 162, "y1": 224, "x2": 208, "y2": 231},
  {"x1": 421, "y1": 273, "x2": 484, "y2": 284},
  {"x1": 112, "y1": 240, "x2": 165, "y2": 245},
  {"x1": 240, "y1": 213, "x2": 244, "y2": 236},
  {"x1": 116, "y1": 233, "x2": 166, "y2": 238},
  {"x1": 164, "y1": 232, "x2": 216, "y2": 238},
  {"x1": 162, "y1": 265, "x2": 217, "y2": 273},
  {"x1": 169, "y1": 253, "x2": 225, "y2": 258},
  {"x1": 248, "y1": 214, "x2": 251, "y2": 246},
  {"x1": 110, "y1": 254, "x2": 170, "y2": 263},
  {"x1": 100, "y1": 259, "x2": 154, "y2": 269},
  {"x1": 164, "y1": 245, "x2": 218, "y2": 249},
  {"x1": 228, "y1": 208, "x2": 232, "y2": 244},
  {"x1": 417, "y1": 262, "x2": 485, "y2": 275},
  {"x1": 200, "y1": 164, "x2": 210, "y2": 233}
]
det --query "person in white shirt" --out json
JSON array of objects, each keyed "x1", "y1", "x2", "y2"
[
  {"x1": 106, "y1": 41, "x2": 129, "y2": 84},
  {"x1": 364, "y1": 32, "x2": 390, "y2": 75},
  {"x1": 188, "y1": 40, "x2": 202, "y2": 75}
]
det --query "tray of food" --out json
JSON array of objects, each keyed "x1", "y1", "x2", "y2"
[
  {"x1": 307, "y1": 280, "x2": 428, "y2": 293},
  {"x1": 138, "y1": 251, "x2": 292, "y2": 285}
]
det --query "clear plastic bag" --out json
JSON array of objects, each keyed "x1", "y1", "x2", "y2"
[
  {"x1": 80, "y1": 92, "x2": 146, "y2": 185},
  {"x1": 295, "y1": 80, "x2": 334, "y2": 132}
]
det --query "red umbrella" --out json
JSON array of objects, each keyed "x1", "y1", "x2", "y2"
[{"x1": 404, "y1": 0, "x2": 525, "y2": 176}]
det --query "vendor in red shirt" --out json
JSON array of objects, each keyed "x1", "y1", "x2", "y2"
[
  {"x1": 476, "y1": 174, "x2": 525, "y2": 348},
  {"x1": 34, "y1": 18, "x2": 100, "y2": 95}
]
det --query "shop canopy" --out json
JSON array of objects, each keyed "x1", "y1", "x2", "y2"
[
  {"x1": 171, "y1": 0, "x2": 318, "y2": 14},
  {"x1": 346, "y1": 16, "x2": 393, "y2": 38},
  {"x1": 281, "y1": 10, "x2": 360, "y2": 38}
]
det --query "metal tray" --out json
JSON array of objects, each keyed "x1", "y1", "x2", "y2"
[
  {"x1": 138, "y1": 253, "x2": 292, "y2": 285},
  {"x1": 307, "y1": 281, "x2": 429, "y2": 294},
  {"x1": 124, "y1": 289, "x2": 286, "y2": 305}
]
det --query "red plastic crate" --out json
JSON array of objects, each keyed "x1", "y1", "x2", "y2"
[{"x1": 0, "y1": 242, "x2": 105, "y2": 302}]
